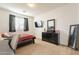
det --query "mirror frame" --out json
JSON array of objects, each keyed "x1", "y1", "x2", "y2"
[{"x1": 47, "y1": 19, "x2": 55, "y2": 31}]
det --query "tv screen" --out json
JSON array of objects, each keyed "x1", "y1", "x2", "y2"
[{"x1": 35, "y1": 21, "x2": 43, "y2": 28}]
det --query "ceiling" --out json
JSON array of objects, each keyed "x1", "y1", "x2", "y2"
[{"x1": 0, "y1": 3, "x2": 68, "y2": 16}]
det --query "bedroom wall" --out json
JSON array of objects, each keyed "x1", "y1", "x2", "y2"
[
  {"x1": 35, "y1": 4, "x2": 79, "y2": 45},
  {"x1": 0, "y1": 8, "x2": 9, "y2": 33},
  {"x1": 0, "y1": 8, "x2": 35, "y2": 35},
  {"x1": 34, "y1": 17, "x2": 44, "y2": 39}
]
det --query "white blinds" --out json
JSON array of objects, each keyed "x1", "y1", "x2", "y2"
[{"x1": 15, "y1": 17, "x2": 24, "y2": 32}]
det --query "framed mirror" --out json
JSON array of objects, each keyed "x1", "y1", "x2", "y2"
[
  {"x1": 47, "y1": 19, "x2": 55, "y2": 31},
  {"x1": 68, "y1": 24, "x2": 79, "y2": 48}
]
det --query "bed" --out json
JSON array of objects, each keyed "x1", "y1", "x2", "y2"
[{"x1": 17, "y1": 34, "x2": 36, "y2": 47}]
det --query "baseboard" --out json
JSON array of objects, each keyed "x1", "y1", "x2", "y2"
[{"x1": 59, "y1": 44, "x2": 68, "y2": 47}]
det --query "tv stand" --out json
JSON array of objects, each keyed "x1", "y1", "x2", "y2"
[{"x1": 42, "y1": 30, "x2": 60, "y2": 45}]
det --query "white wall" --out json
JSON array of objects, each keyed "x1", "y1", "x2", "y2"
[
  {"x1": 0, "y1": 8, "x2": 9, "y2": 33},
  {"x1": 35, "y1": 4, "x2": 79, "y2": 45},
  {"x1": 0, "y1": 8, "x2": 35, "y2": 35},
  {"x1": 34, "y1": 17, "x2": 44, "y2": 39}
]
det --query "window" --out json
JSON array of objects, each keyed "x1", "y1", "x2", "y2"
[
  {"x1": 9, "y1": 14, "x2": 29, "y2": 32},
  {"x1": 15, "y1": 17, "x2": 24, "y2": 32}
]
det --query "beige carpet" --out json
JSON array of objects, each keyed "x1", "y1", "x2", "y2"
[{"x1": 16, "y1": 39, "x2": 79, "y2": 55}]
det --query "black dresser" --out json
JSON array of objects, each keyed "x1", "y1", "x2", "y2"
[{"x1": 42, "y1": 31, "x2": 60, "y2": 45}]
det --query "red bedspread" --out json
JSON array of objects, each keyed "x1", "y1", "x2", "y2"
[{"x1": 18, "y1": 34, "x2": 36, "y2": 42}]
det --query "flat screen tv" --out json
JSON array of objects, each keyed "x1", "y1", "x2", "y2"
[{"x1": 35, "y1": 21, "x2": 43, "y2": 28}]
